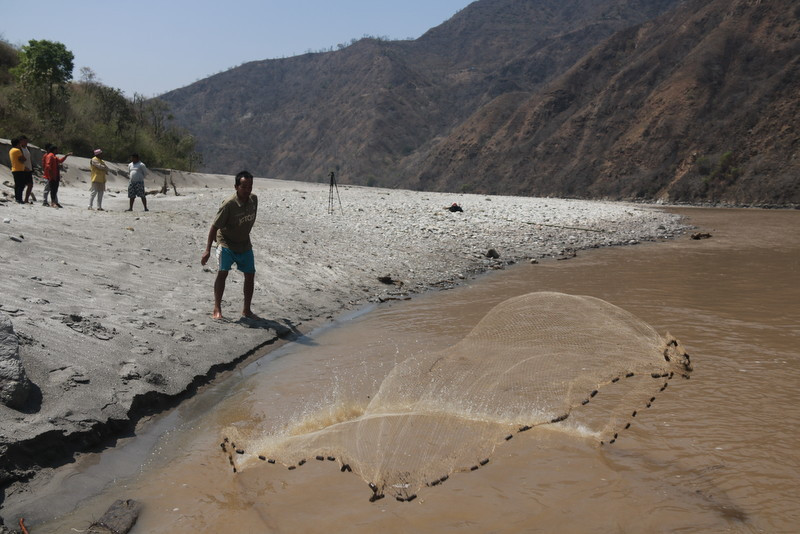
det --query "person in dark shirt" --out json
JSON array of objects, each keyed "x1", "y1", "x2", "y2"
[{"x1": 200, "y1": 171, "x2": 258, "y2": 320}]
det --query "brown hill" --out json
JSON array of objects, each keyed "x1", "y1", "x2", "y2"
[
  {"x1": 160, "y1": 0, "x2": 799, "y2": 205},
  {"x1": 416, "y1": 0, "x2": 800, "y2": 205},
  {"x1": 160, "y1": 0, "x2": 681, "y2": 183}
]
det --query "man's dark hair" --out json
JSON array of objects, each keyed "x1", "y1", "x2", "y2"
[
  {"x1": 235, "y1": 170, "x2": 253, "y2": 187},
  {"x1": 10, "y1": 138, "x2": 19, "y2": 147},
  {"x1": 131, "y1": 153, "x2": 139, "y2": 159}
]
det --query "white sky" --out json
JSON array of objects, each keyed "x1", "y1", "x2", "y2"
[{"x1": 1, "y1": 0, "x2": 473, "y2": 97}]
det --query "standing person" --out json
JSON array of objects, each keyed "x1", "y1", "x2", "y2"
[
  {"x1": 126, "y1": 153, "x2": 148, "y2": 212},
  {"x1": 42, "y1": 145, "x2": 71, "y2": 208},
  {"x1": 41, "y1": 143, "x2": 51, "y2": 201},
  {"x1": 20, "y1": 136, "x2": 35, "y2": 204},
  {"x1": 88, "y1": 148, "x2": 108, "y2": 211},
  {"x1": 9, "y1": 138, "x2": 27, "y2": 204},
  {"x1": 200, "y1": 171, "x2": 258, "y2": 320}
]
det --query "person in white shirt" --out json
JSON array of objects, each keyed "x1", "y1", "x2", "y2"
[
  {"x1": 20, "y1": 135, "x2": 34, "y2": 204},
  {"x1": 126, "y1": 153, "x2": 149, "y2": 212}
]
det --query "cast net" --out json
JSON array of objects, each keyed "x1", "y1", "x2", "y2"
[{"x1": 222, "y1": 292, "x2": 692, "y2": 501}]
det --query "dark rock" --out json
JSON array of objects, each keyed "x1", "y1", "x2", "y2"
[
  {"x1": 691, "y1": 232, "x2": 712, "y2": 240},
  {"x1": 0, "y1": 313, "x2": 32, "y2": 410},
  {"x1": 486, "y1": 248, "x2": 500, "y2": 259},
  {"x1": 556, "y1": 248, "x2": 577, "y2": 260},
  {"x1": 144, "y1": 372, "x2": 167, "y2": 386},
  {"x1": 87, "y1": 499, "x2": 142, "y2": 534}
]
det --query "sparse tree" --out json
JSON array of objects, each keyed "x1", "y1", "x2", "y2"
[
  {"x1": 146, "y1": 98, "x2": 170, "y2": 140},
  {"x1": 79, "y1": 66, "x2": 98, "y2": 85},
  {"x1": 96, "y1": 85, "x2": 133, "y2": 134},
  {"x1": 131, "y1": 92, "x2": 147, "y2": 144}
]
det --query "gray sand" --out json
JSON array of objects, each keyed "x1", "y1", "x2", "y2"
[{"x1": 0, "y1": 155, "x2": 687, "y2": 497}]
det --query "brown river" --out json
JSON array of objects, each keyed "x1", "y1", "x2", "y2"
[{"x1": 10, "y1": 207, "x2": 800, "y2": 533}]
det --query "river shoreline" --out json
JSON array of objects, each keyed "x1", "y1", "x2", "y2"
[{"x1": 0, "y1": 159, "x2": 688, "y2": 526}]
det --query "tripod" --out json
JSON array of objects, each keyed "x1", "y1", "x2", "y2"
[{"x1": 328, "y1": 171, "x2": 343, "y2": 215}]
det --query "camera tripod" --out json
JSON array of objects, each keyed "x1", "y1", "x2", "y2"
[{"x1": 328, "y1": 171, "x2": 343, "y2": 215}]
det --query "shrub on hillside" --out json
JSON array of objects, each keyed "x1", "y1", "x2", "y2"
[{"x1": 0, "y1": 38, "x2": 200, "y2": 170}]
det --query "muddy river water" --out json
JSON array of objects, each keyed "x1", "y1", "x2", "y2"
[{"x1": 8, "y1": 207, "x2": 800, "y2": 533}]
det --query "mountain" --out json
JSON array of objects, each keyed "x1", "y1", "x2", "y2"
[
  {"x1": 414, "y1": 0, "x2": 800, "y2": 205},
  {"x1": 160, "y1": 0, "x2": 682, "y2": 181},
  {"x1": 160, "y1": 0, "x2": 800, "y2": 205}
]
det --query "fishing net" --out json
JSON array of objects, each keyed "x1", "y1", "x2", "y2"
[{"x1": 222, "y1": 292, "x2": 692, "y2": 501}]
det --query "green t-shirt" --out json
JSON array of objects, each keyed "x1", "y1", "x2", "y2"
[{"x1": 213, "y1": 193, "x2": 258, "y2": 253}]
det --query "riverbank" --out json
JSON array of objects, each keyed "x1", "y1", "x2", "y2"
[{"x1": 0, "y1": 157, "x2": 688, "y2": 516}]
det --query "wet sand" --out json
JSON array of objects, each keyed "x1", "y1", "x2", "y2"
[{"x1": 0, "y1": 156, "x2": 686, "y2": 516}]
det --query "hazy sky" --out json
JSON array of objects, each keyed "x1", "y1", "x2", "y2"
[{"x1": 1, "y1": 0, "x2": 473, "y2": 97}]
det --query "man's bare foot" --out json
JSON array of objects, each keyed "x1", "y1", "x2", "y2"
[
  {"x1": 212, "y1": 310, "x2": 224, "y2": 320},
  {"x1": 242, "y1": 311, "x2": 260, "y2": 320}
]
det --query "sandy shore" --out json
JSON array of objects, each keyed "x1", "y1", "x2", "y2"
[{"x1": 0, "y1": 155, "x2": 688, "y2": 504}]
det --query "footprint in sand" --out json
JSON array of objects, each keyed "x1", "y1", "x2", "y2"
[
  {"x1": 49, "y1": 366, "x2": 91, "y2": 389},
  {"x1": 30, "y1": 276, "x2": 63, "y2": 287}
]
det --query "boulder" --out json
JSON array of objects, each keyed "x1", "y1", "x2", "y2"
[
  {"x1": 0, "y1": 313, "x2": 32, "y2": 410},
  {"x1": 87, "y1": 499, "x2": 142, "y2": 534}
]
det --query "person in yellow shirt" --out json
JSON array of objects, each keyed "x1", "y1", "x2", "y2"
[
  {"x1": 9, "y1": 137, "x2": 27, "y2": 204},
  {"x1": 88, "y1": 148, "x2": 109, "y2": 211}
]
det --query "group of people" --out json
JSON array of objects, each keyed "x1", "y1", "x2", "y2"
[
  {"x1": 10, "y1": 135, "x2": 259, "y2": 319},
  {"x1": 7, "y1": 137, "x2": 150, "y2": 211},
  {"x1": 86, "y1": 149, "x2": 149, "y2": 212}
]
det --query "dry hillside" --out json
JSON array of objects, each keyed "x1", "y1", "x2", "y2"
[
  {"x1": 160, "y1": 0, "x2": 799, "y2": 205},
  {"x1": 417, "y1": 0, "x2": 800, "y2": 205}
]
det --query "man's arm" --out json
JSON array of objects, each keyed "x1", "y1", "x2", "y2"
[{"x1": 200, "y1": 224, "x2": 218, "y2": 266}]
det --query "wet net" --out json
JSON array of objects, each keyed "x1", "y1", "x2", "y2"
[{"x1": 222, "y1": 292, "x2": 692, "y2": 501}]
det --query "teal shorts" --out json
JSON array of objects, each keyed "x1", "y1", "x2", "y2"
[{"x1": 217, "y1": 247, "x2": 255, "y2": 273}]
